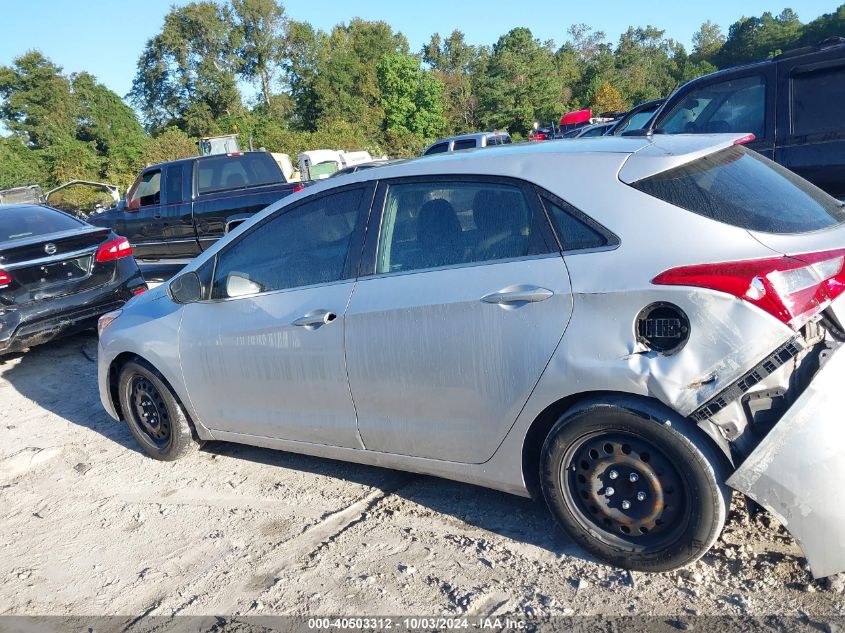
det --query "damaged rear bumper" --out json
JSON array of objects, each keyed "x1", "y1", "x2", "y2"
[{"x1": 727, "y1": 345, "x2": 845, "y2": 579}]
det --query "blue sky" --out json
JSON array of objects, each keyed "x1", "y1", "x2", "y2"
[{"x1": 0, "y1": 0, "x2": 837, "y2": 100}]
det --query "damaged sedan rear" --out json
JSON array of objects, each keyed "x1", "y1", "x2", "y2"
[
  {"x1": 96, "y1": 135, "x2": 845, "y2": 578},
  {"x1": 1, "y1": 204, "x2": 146, "y2": 355}
]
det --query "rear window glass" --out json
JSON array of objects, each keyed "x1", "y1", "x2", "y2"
[
  {"x1": 792, "y1": 65, "x2": 845, "y2": 137},
  {"x1": 631, "y1": 146, "x2": 845, "y2": 233},
  {"x1": 0, "y1": 206, "x2": 83, "y2": 242},
  {"x1": 197, "y1": 154, "x2": 282, "y2": 195}
]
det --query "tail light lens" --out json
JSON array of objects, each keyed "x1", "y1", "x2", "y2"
[
  {"x1": 0, "y1": 270, "x2": 11, "y2": 288},
  {"x1": 95, "y1": 236, "x2": 133, "y2": 263},
  {"x1": 292, "y1": 184, "x2": 305, "y2": 193},
  {"x1": 653, "y1": 248, "x2": 845, "y2": 329}
]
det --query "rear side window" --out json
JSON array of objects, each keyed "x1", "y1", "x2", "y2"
[
  {"x1": 541, "y1": 197, "x2": 614, "y2": 251},
  {"x1": 631, "y1": 146, "x2": 845, "y2": 233},
  {"x1": 0, "y1": 206, "x2": 83, "y2": 241},
  {"x1": 375, "y1": 181, "x2": 549, "y2": 274},
  {"x1": 453, "y1": 139, "x2": 476, "y2": 151},
  {"x1": 197, "y1": 154, "x2": 282, "y2": 195},
  {"x1": 792, "y1": 65, "x2": 845, "y2": 137}
]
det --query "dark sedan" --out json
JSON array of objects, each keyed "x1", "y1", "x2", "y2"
[{"x1": 0, "y1": 204, "x2": 146, "y2": 354}]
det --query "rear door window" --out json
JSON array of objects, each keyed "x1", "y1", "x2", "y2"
[
  {"x1": 630, "y1": 146, "x2": 845, "y2": 233},
  {"x1": 660, "y1": 75, "x2": 766, "y2": 138},
  {"x1": 0, "y1": 206, "x2": 83, "y2": 241},
  {"x1": 197, "y1": 154, "x2": 282, "y2": 195},
  {"x1": 375, "y1": 180, "x2": 550, "y2": 274},
  {"x1": 164, "y1": 164, "x2": 184, "y2": 204},
  {"x1": 791, "y1": 64, "x2": 845, "y2": 137}
]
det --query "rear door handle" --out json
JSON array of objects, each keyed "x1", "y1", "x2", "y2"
[
  {"x1": 481, "y1": 286, "x2": 554, "y2": 305},
  {"x1": 293, "y1": 310, "x2": 337, "y2": 328}
]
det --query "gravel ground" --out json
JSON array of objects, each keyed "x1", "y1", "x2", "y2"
[{"x1": 1, "y1": 333, "x2": 843, "y2": 622}]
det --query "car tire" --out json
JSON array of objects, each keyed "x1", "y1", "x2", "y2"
[
  {"x1": 540, "y1": 398, "x2": 730, "y2": 572},
  {"x1": 118, "y1": 359, "x2": 200, "y2": 461}
]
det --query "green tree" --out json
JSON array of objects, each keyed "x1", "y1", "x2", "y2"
[
  {"x1": 0, "y1": 136, "x2": 49, "y2": 189},
  {"x1": 423, "y1": 30, "x2": 484, "y2": 133},
  {"x1": 377, "y1": 52, "x2": 445, "y2": 152},
  {"x1": 130, "y1": 1, "x2": 242, "y2": 134},
  {"x1": 692, "y1": 20, "x2": 726, "y2": 63},
  {"x1": 480, "y1": 28, "x2": 563, "y2": 135},
  {"x1": 232, "y1": 0, "x2": 287, "y2": 108},
  {"x1": 140, "y1": 127, "x2": 197, "y2": 166}
]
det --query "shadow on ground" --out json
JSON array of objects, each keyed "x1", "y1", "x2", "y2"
[{"x1": 2, "y1": 333, "x2": 583, "y2": 559}]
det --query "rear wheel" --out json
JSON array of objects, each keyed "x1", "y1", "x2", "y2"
[
  {"x1": 541, "y1": 400, "x2": 730, "y2": 572},
  {"x1": 118, "y1": 359, "x2": 200, "y2": 461}
]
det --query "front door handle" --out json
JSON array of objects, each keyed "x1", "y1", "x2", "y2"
[
  {"x1": 293, "y1": 310, "x2": 337, "y2": 329},
  {"x1": 481, "y1": 285, "x2": 554, "y2": 305}
]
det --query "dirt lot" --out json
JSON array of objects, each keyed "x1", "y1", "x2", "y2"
[{"x1": 1, "y1": 333, "x2": 844, "y2": 621}]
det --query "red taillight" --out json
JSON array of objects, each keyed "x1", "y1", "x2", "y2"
[
  {"x1": 0, "y1": 270, "x2": 11, "y2": 288},
  {"x1": 653, "y1": 249, "x2": 845, "y2": 329},
  {"x1": 133, "y1": 285, "x2": 148, "y2": 296},
  {"x1": 95, "y1": 236, "x2": 133, "y2": 263},
  {"x1": 292, "y1": 184, "x2": 305, "y2": 193},
  {"x1": 733, "y1": 133, "x2": 756, "y2": 145}
]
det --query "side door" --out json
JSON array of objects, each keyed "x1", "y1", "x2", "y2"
[
  {"x1": 656, "y1": 68, "x2": 776, "y2": 158},
  {"x1": 124, "y1": 167, "x2": 166, "y2": 259},
  {"x1": 344, "y1": 176, "x2": 574, "y2": 464},
  {"x1": 178, "y1": 184, "x2": 374, "y2": 447},
  {"x1": 775, "y1": 53, "x2": 845, "y2": 200},
  {"x1": 161, "y1": 162, "x2": 201, "y2": 258}
]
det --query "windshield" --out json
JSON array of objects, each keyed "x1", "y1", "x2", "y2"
[
  {"x1": 0, "y1": 206, "x2": 84, "y2": 242},
  {"x1": 630, "y1": 146, "x2": 845, "y2": 234}
]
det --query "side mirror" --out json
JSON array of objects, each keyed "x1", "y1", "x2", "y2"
[{"x1": 169, "y1": 271, "x2": 203, "y2": 304}]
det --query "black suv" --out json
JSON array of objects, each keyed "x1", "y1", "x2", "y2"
[{"x1": 651, "y1": 38, "x2": 845, "y2": 200}]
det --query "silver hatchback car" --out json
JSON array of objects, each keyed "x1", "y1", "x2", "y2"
[{"x1": 97, "y1": 136, "x2": 845, "y2": 577}]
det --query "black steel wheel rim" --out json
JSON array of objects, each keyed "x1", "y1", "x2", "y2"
[
  {"x1": 129, "y1": 375, "x2": 171, "y2": 448},
  {"x1": 561, "y1": 430, "x2": 690, "y2": 549}
]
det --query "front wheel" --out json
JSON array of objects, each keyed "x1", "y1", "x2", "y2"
[
  {"x1": 118, "y1": 359, "x2": 200, "y2": 461},
  {"x1": 540, "y1": 400, "x2": 730, "y2": 572}
]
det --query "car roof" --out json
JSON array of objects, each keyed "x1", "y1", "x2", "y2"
[
  {"x1": 317, "y1": 134, "x2": 749, "y2": 190},
  {"x1": 671, "y1": 40, "x2": 845, "y2": 89},
  {"x1": 144, "y1": 151, "x2": 270, "y2": 171}
]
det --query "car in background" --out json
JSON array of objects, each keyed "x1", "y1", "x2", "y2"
[
  {"x1": 422, "y1": 131, "x2": 511, "y2": 155},
  {"x1": 608, "y1": 98, "x2": 665, "y2": 136},
  {"x1": 99, "y1": 135, "x2": 845, "y2": 579},
  {"x1": 0, "y1": 204, "x2": 145, "y2": 354},
  {"x1": 331, "y1": 159, "x2": 400, "y2": 178},
  {"x1": 558, "y1": 122, "x2": 615, "y2": 139},
  {"x1": 650, "y1": 37, "x2": 845, "y2": 199},
  {"x1": 89, "y1": 152, "x2": 303, "y2": 261}
]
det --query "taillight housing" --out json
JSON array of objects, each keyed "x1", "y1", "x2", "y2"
[
  {"x1": 653, "y1": 248, "x2": 845, "y2": 329},
  {"x1": 95, "y1": 236, "x2": 133, "y2": 263},
  {"x1": 0, "y1": 270, "x2": 11, "y2": 288},
  {"x1": 292, "y1": 184, "x2": 305, "y2": 193}
]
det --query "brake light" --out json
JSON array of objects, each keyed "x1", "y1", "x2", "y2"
[
  {"x1": 292, "y1": 184, "x2": 305, "y2": 193},
  {"x1": 133, "y1": 285, "x2": 148, "y2": 296},
  {"x1": 653, "y1": 248, "x2": 845, "y2": 329},
  {"x1": 0, "y1": 270, "x2": 11, "y2": 288},
  {"x1": 227, "y1": 152, "x2": 243, "y2": 157},
  {"x1": 733, "y1": 133, "x2": 756, "y2": 145},
  {"x1": 95, "y1": 236, "x2": 133, "y2": 263}
]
